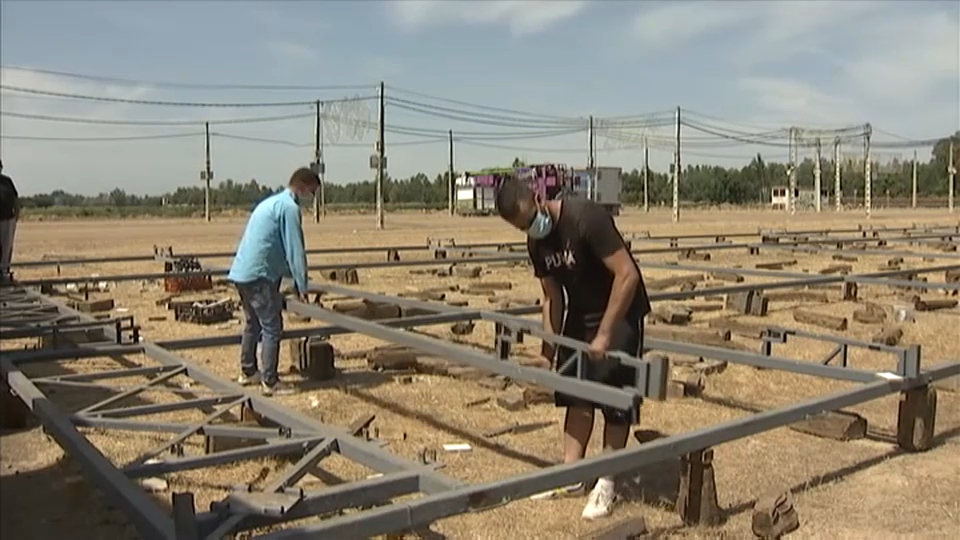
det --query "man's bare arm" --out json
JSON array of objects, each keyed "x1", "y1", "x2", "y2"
[
  {"x1": 596, "y1": 249, "x2": 639, "y2": 339},
  {"x1": 539, "y1": 276, "x2": 565, "y2": 360}
]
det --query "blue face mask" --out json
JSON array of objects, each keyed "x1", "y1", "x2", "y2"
[{"x1": 527, "y1": 209, "x2": 553, "y2": 240}]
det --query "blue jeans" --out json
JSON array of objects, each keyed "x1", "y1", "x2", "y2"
[{"x1": 235, "y1": 278, "x2": 284, "y2": 386}]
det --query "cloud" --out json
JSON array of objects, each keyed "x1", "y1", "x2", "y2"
[
  {"x1": 0, "y1": 66, "x2": 151, "y2": 123},
  {"x1": 736, "y1": 76, "x2": 861, "y2": 127},
  {"x1": 388, "y1": 0, "x2": 588, "y2": 36},
  {"x1": 261, "y1": 41, "x2": 319, "y2": 64},
  {"x1": 630, "y1": 1, "x2": 749, "y2": 51},
  {"x1": 842, "y1": 9, "x2": 959, "y2": 103}
]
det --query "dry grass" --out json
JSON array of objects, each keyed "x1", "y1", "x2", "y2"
[{"x1": 2, "y1": 207, "x2": 959, "y2": 540}]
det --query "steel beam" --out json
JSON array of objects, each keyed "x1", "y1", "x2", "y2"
[
  {"x1": 285, "y1": 299, "x2": 648, "y2": 409},
  {"x1": 258, "y1": 361, "x2": 960, "y2": 540}
]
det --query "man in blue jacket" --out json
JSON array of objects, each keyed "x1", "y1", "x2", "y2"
[{"x1": 228, "y1": 167, "x2": 319, "y2": 396}]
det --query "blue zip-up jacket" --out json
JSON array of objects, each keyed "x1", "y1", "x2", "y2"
[{"x1": 228, "y1": 189, "x2": 309, "y2": 294}]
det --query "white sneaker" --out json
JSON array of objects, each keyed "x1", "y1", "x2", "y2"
[
  {"x1": 529, "y1": 482, "x2": 585, "y2": 501},
  {"x1": 581, "y1": 480, "x2": 616, "y2": 520},
  {"x1": 237, "y1": 372, "x2": 261, "y2": 386},
  {"x1": 261, "y1": 381, "x2": 296, "y2": 397}
]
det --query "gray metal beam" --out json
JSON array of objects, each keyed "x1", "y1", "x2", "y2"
[
  {"x1": 258, "y1": 361, "x2": 960, "y2": 540},
  {"x1": 0, "y1": 357, "x2": 176, "y2": 540},
  {"x1": 285, "y1": 299, "x2": 648, "y2": 409}
]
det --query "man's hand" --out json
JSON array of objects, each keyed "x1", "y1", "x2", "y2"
[{"x1": 587, "y1": 331, "x2": 612, "y2": 360}]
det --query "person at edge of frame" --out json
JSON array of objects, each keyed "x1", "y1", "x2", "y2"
[
  {"x1": 0, "y1": 159, "x2": 20, "y2": 283},
  {"x1": 493, "y1": 176, "x2": 651, "y2": 520},
  {"x1": 227, "y1": 167, "x2": 319, "y2": 397}
]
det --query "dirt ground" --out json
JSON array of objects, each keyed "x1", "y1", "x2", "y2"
[{"x1": 2, "y1": 207, "x2": 959, "y2": 540}]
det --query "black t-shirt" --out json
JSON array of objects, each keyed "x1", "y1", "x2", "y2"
[
  {"x1": 527, "y1": 198, "x2": 651, "y2": 323},
  {"x1": 0, "y1": 174, "x2": 18, "y2": 220}
]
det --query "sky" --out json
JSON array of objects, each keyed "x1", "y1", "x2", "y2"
[{"x1": 0, "y1": 0, "x2": 958, "y2": 197}]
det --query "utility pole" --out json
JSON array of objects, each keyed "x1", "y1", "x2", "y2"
[
  {"x1": 834, "y1": 138, "x2": 842, "y2": 212},
  {"x1": 673, "y1": 106, "x2": 681, "y2": 223},
  {"x1": 642, "y1": 137, "x2": 649, "y2": 213},
  {"x1": 202, "y1": 121, "x2": 212, "y2": 223},
  {"x1": 312, "y1": 100, "x2": 324, "y2": 222},
  {"x1": 788, "y1": 127, "x2": 797, "y2": 215},
  {"x1": 814, "y1": 137, "x2": 822, "y2": 213},
  {"x1": 376, "y1": 81, "x2": 385, "y2": 230},
  {"x1": 912, "y1": 150, "x2": 918, "y2": 209},
  {"x1": 587, "y1": 115, "x2": 595, "y2": 200},
  {"x1": 864, "y1": 123, "x2": 872, "y2": 219},
  {"x1": 949, "y1": 140, "x2": 956, "y2": 213},
  {"x1": 448, "y1": 129, "x2": 455, "y2": 216}
]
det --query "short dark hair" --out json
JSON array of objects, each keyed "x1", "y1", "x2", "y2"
[
  {"x1": 289, "y1": 167, "x2": 320, "y2": 187},
  {"x1": 494, "y1": 177, "x2": 533, "y2": 221}
]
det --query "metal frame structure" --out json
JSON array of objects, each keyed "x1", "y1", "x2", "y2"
[{"x1": 2, "y1": 223, "x2": 959, "y2": 539}]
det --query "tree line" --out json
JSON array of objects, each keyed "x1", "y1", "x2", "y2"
[{"x1": 18, "y1": 133, "x2": 959, "y2": 215}]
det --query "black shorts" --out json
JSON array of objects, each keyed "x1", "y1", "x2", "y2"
[{"x1": 554, "y1": 312, "x2": 644, "y2": 425}]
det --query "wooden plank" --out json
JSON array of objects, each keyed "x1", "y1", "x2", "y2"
[
  {"x1": 790, "y1": 410, "x2": 866, "y2": 441},
  {"x1": 793, "y1": 308, "x2": 848, "y2": 331}
]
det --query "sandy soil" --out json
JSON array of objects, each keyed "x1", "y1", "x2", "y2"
[{"x1": 2, "y1": 207, "x2": 959, "y2": 540}]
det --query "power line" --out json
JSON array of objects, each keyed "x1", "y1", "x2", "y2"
[
  {"x1": 1, "y1": 85, "x2": 374, "y2": 108},
  {"x1": 0, "y1": 132, "x2": 204, "y2": 142},
  {"x1": 1, "y1": 110, "x2": 314, "y2": 126},
  {"x1": 385, "y1": 84, "x2": 579, "y2": 121},
  {"x1": 1, "y1": 65, "x2": 375, "y2": 92}
]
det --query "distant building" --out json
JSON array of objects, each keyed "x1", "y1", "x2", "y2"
[{"x1": 771, "y1": 186, "x2": 827, "y2": 211}]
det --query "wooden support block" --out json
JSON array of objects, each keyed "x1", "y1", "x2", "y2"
[
  {"x1": 679, "y1": 249, "x2": 711, "y2": 261},
  {"x1": 332, "y1": 300, "x2": 367, "y2": 313},
  {"x1": 748, "y1": 295, "x2": 769, "y2": 316},
  {"x1": 686, "y1": 303, "x2": 723, "y2": 313},
  {"x1": 399, "y1": 290, "x2": 446, "y2": 301},
  {"x1": 204, "y1": 425, "x2": 264, "y2": 454},
  {"x1": 755, "y1": 260, "x2": 797, "y2": 270},
  {"x1": 945, "y1": 269, "x2": 960, "y2": 283},
  {"x1": 842, "y1": 282, "x2": 859, "y2": 301},
  {"x1": 852, "y1": 302, "x2": 886, "y2": 324},
  {"x1": 790, "y1": 410, "x2": 867, "y2": 441},
  {"x1": 450, "y1": 321, "x2": 475, "y2": 336},
  {"x1": 707, "y1": 319, "x2": 768, "y2": 339},
  {"x1": 334, "y1": 268, "x2": 360, "y2": 285},
  {"x1": 476, "y1": 376, "x2": 510, "y2": 391},
  {"x1": 367, "y1": 350, "x2": 419, "y2": 371},
  {"x1": 646, "y1": 274, "x2": 706, "y2": 291},
  {"x1": 676, "y1": 448, "x2": 723, "y2": 526},
  {"x1": 764, "y1": 290, "x2": 830, "y2": 303},
  {"x1": 652, "y1": 304, "x2": 693, "y2": 325},
  {"x1": 386, "y1": 249, "x2": 400, "y2": 262},
  {"x1": 871, "y1": 327, "x2": 903, "y2": 346},
  {"x1": 725, "y1": 291, "x2": 755, "y2": 314},
  {"x1": 690, "y1": 359, "x2": 728, "y2": 376},
  {"x1": 452, "y1": 265, "x2": 482, "y2": 278},
  {"x1": 646, "y1": 327, "x2": 736, "y2": 350},
  {"x1": 897, "y1": 386, "x2": 937, "y2": 452},
  {"x1": 887, "y1": 257, "x2": 904, "y2": 267},
  {"x1": 710, "y1": 272, "x2": 743, "y2": 283},
  {"x1": 465, "y1": 281, "x2": 512, "y2": 291},
  {"x1": 69, "y1": 298, "x2": 115, "y2": 313},
  {"x1": 793, "y1": 308, "x2": 848, "y2": 331},
  {"x1": 496, "y1": 390, "x2": 528, "y2": 411},
  {"x1": 832, "y1": 254, "x2": 859, "y2": 262},
  {"x1": 819, "y1": 264, "x2": 853, "y2": 275},
  {"x1": 446, "y1": 366, "x2": 486, "y2": 381},
  {"x1": 748, "y1": 246, "x2": 761, "y2": 255},
  {"x1": 679, "y1": 281, "x2": 697, "y2": 292},
  {"x1": 752, "y1": 491, "x2": 800, "y2": 540},
  {"x1": 668, "y1": 369, "x2": 705, "y2": 399},
  {"x1": 518, "y1": 383, "x2": 554, "y2": 405},
  {"x1": 915, "y1": 298, "x2": 958, "y2": 311},
  {"x1": 415, "y1": 356, "x2": 451, "y2": 376},
  {"x1": 581, "y1": 517, "x2": 648, "y2": 540},
  {"x1": 400, "y1": 306, "x2": 434, "y2": 317},
  {"x1": 347, "y1": 413, "x2": 377, "y2": 437}
]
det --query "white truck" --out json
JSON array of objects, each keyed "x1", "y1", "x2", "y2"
[{"x1": 571, "y1": 166, "x2": 623, "y2": 216}]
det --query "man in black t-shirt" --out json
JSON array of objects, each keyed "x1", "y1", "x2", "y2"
[
  {"x1": 494, "y1": 178, "x2": 651, "y2": 520},
  {"x1": 0, "y1": 159, "x2": 20, "y2": 282}
]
